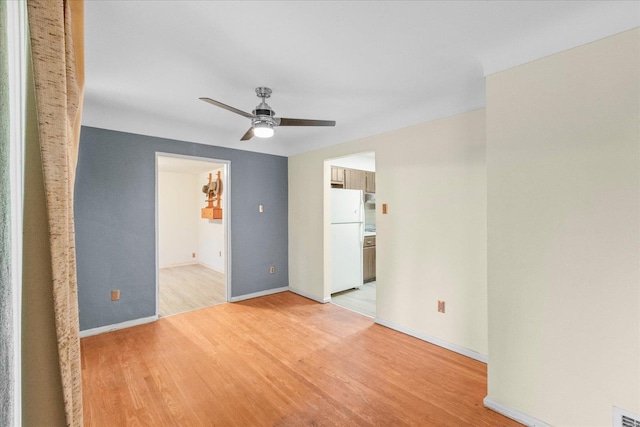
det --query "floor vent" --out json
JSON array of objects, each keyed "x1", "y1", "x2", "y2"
[{"x1": 614, "y1": 407, "x2": 640, "y2": 427}]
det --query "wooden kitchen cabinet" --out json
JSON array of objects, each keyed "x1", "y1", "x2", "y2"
[
  {"x1": 331, "y1": 167, "x2": 344, "y2": 186},
  {"x1": 344, "y1": 169, "x2": 367, "y2": 191},
  {"x1": 330, "y1": 167, "x2": 375, "y2": 194},
  {"x1": 363, "y1": 236, "x2": 376, "y2": 282},
  {"x1": 365, "y1": 171, "x2": 375, "y2": 193}
]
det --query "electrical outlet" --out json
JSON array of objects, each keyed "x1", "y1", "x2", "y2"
[
  {"x1": 219, "y1": 251, "x2": 222, "y2": 257},
  {"x1": 111, "y1": 290, "x2": 120, "y2": 301},
  {"x1": 438, "y1": 300, "x2": 445, "y2": 313},
  {"x1": 192, "y1": 252, "x2": 196, "y2": 258},
  {"x1": 269, "y1": 266, "x2": 275, "y2": 274},
  {"x1": 259, "y1": 204, "x2": 264, "y2": 213}
]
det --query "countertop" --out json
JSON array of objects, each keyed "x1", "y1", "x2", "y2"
[{"x1": 364, "y1": 231, "x2": 376, "y2": 237}]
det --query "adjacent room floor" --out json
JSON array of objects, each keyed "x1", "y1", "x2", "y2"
[
  {"x1": 81, "y1": 292, "x2": 521, "y2": 426},
  {"x1": 331, "y1": 281, "x2": 376, "y2": 317},
  {"x1": 158, "y1": 264, "x2": 225, "y2": 317}
]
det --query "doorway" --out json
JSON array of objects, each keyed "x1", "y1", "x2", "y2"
[
  {"x1": 326, "y1": 152, "x2": 376, "y2": 318},
  {"x1": 156, "y1": 153, "x2": 231, "y2": 317}
]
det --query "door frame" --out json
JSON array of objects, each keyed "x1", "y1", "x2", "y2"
[
  {"x1": 155, "y1": 152, "x2": 232, "y2": 315},
  {"x1": 324, "y1": 151, "x2": 376, "y2": 302}
]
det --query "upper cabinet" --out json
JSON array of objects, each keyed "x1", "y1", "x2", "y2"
[
  {"x1": 365, "y1": 171, "x2": 375, "y2": 193},
  {"x1": 333, "y1": 167, "x2": 375, "y2": 193},
  {"x1": 344, "y1": 169, "x2": 366, "y2": 191},
  {"x1": 331, "y1": 167, "x2": 345, "y2": 188}
]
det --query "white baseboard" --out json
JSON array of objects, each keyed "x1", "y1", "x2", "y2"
[
  {"x1": 159, "y1": 262, "x2": 224, "y2": 274},
  {"x1": 288, "y1": 287, "x2": 331, "y2": 303},
  {"x1": 159, "y1": 261, "x2": 199, "y2": 269},
  {"x1": 483, "y1": 397, "x2": 550, "y2": 427},
  {"x1": 79, "y1": 315, "x2": 158, "y2": 338},
  {"x1": 374, "y1": 317, "x2": 488, "y2": 363},
  {"x1": 230, "y1": 286, "x2": 289, "y2": 302},
  {"x1": 197, "y1": 261, "x2": 224, "y2": 274}
]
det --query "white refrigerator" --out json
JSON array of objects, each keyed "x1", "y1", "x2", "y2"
[{"x1": 331, "y1": 188, "x2": 364, "y2": 294}]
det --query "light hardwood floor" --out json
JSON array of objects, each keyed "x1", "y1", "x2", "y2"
[
  {"x1": 159, "y1": 264, "x2": 226, "y2": 317},
  {"x1": 331, "y1": 281, "x2": 376, "y2": 317},
  {"x1": 81, "y1": 292, "x2": 521, "y2": 426}
]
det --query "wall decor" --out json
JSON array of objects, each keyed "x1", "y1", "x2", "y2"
[{"x1": 201, "y1": 170, "x2": 223, "y2": 220}]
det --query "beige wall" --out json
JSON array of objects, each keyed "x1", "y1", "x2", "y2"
[
  {"x1": 486, "y1": 28, "x2": 640, "y2": 426},
  {"x1": 289, "y1": 109, "x2": 488, "y2": 356}
]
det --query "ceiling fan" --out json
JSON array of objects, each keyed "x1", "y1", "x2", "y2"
[{"x1": 200, "y1": 87, "x2": 336, "y2": 141}]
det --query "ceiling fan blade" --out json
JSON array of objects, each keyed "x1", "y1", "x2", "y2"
[
  {"x1": 200, "y1": 97, "x2": 255, "y2": 119},
  {"x1": 278, "y1": 118, "x2": 336, "y2": 127},
  {"x1": 240, "y1": 127, "x2": 254, "y2": 141}
]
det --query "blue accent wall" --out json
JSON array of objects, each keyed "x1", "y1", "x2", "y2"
[{"x1": 75, "y1": 127, "x2": 288, "y2": 330}]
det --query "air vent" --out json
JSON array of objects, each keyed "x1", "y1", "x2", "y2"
[{"x1": 614, "y1": 407, "x2": 640, "y2": 427}]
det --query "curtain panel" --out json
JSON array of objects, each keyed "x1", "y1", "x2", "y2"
[{"x1": 26, "y1": 1, "x2": 84, "y2": 425}]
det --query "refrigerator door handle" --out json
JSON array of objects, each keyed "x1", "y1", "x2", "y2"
[{"x1": 360, "y1": 197, "x2": 365, "y2": 244}]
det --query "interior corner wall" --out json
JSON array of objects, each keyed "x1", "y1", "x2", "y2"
[
  {"x1": 74, "y1": 127, "x2": 288, "y2": 331},
  {"x1": 158, "y1": 171, "x2": 199, "y2": 268},
  {"x1": 289, "y1": 109, "x2": 488, "y2": 356},
  {"x1": 486, "y1": 28, "x2": 640, "y2": 426}
]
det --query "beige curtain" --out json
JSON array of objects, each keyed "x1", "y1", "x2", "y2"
[{"x1": 26, "y1": 1, "x2": 84, "y2": 425}]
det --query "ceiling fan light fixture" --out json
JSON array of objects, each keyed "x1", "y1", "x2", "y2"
[
  {"x1": 253, "y1": 121, "x2": 274, "y2": 138},
  {"x1": 200, "y1": 87, "x2": 335, "y2": 141}
]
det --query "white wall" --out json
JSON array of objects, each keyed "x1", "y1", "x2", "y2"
[
  {"x1": 289, "y1": 109, "x2": 487, "y2": 356},
  {"x1": 198, "y1": 169, "x2": 225, "y2": 273},
  {"x1": 486, "y1": 28, "x2": 639, "y2": 426},
  {"x1": 158, "y1": 171, "x2": 199, "y2": 267},
  {"x1": 159, "y1": 169, "x2": 226, "y2": 273}
]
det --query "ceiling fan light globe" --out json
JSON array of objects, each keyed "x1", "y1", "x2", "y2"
[
  {"x1": 254, "y1": 127, "x2": 274, "y2": 138},
  {"x1": 253, "y1": 122, "x2": 275, "y2": 138}
]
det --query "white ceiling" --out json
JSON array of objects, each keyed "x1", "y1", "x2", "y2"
[{"x1": 83, "y1": 1, "x2": 639, "y2": 157}]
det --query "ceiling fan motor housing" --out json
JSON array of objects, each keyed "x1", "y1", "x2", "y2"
[
  {"x1": 253, "y1": 104, "x2": 275, "y2": 118},
  {"x1": 253, "y1": 97, "x2": 277, "y2": 128}
]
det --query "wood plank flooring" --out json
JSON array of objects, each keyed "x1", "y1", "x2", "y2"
[
  {"x1": 159, "y1": 264, "x2": 226, "y2": 317},
  {"x1": 81, "y1": 292, "x2": 521, "y2": 426},
  {"x1": 331, "y1": 281, "x2": 376, "y2": 318}
]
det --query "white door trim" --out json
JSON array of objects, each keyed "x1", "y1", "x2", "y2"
[
  {"x1": 155, "y1": 152, "x2": 232, "y2": 316},
  {"x1": 7, "y1": 1, "x2": 27, "y2": 423}
]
